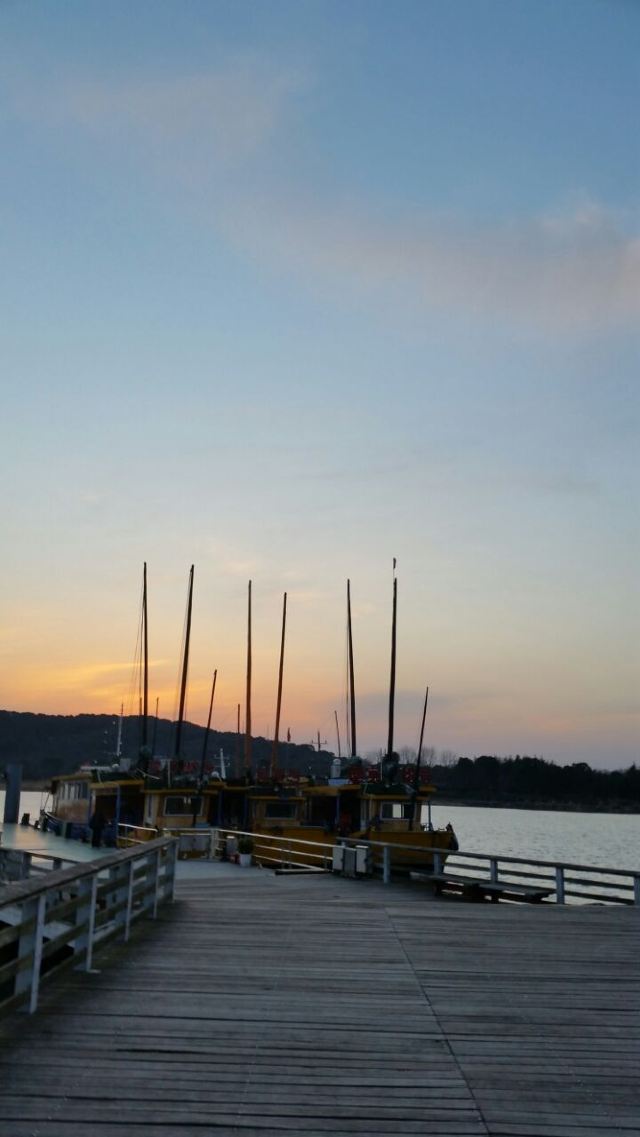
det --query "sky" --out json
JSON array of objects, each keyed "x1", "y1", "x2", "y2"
[{"x1": 0, "y1": 0, "x2": 638, "y2": 770}]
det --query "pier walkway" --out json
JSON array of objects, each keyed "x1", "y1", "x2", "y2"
[{"x1": 0, "y1": 861, "x2": 639, "y2": 1136}]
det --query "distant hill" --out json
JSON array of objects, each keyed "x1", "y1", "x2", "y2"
[
  {"x1": 0, "y1": 710, "x2": 333, "y2": 783},
  {"x1": 2, "y1": 711, "x2": 638, "y2": 812}
]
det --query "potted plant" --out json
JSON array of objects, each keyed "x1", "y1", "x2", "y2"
[{"x1": 237, "y1": 836, "x2": 254, "y2": 867}]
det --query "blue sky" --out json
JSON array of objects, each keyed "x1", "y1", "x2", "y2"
[{"x1": 0, "y1": 0, "x2": 638, "y2": 768}]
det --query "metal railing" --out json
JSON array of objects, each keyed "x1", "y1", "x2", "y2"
[
  {"x1": 115, "y1": 823, "x2": 640, "y2": 906},
  {"x1": 424, "y1": 846, "x2": 640, "y2": 906},
  {"x1": 0, "y1": 837, "x2": 177, "y2": 1017}
]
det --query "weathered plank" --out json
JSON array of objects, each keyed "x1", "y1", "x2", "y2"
[{"x1": 0, "y1": 866, "x2": 638, "y2": 1136}]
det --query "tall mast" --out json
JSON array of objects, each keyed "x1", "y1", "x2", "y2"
[
  {"x1": 386, "y1": 560, "x2": 398, "y2": 757},
  {"x1": 410, "y1": 686, "x2": 429, "y2": 830},
  {"x1": 235, "y1": 702, "x2": 241, "y2": 777},
  {"x1": 334, "y1": 710, "x2": 342, "y2": 758},
  {"x1": 142, "y1": 562, "x2": 149, "y2": 747},
  {"x1": 116, "y1": 703, "x2": 124, "y2": 760},
  {"x1": 151, "y1": 697, "x2": 159, "y2": 757},
  {"x1": 199, "y1": 669, "x2": 217, "y2": 781},
  {"x1": 194, "y1": 669, "x2": 217, "y2": 825},
  {"x1": 347, "y1": 579, "x2": 357, "y2": 759},
  {"x1": 174, "y1": 564, "x2": 194, "y2": 759},
  {"x1": 270, "y1": 592, "x2": 287, "y2": 777},
  {"x1": 244, "y1": 580, "x2": 252, "y2": 776}
]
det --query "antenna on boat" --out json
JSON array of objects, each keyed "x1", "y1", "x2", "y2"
[
  {"x1": 386, "y1": 559, "x2": 398, "y2": 759},
  {"x1": 174, "y1": 565, "x2": 194, "y2": 760},
  {"x1": 244, "y1": 580, "x2": 252, "y2": 777},
  {"x1": 334, "y1": 710, "x2": 342, "y2": 759},
  {"x1": 270, "y1": 592, "x2": 287, "y2": 778},
  {"x1": 347, "y1": 579, "x2": 357, "y2": 759},
  {"x1": 409, "y1": 685, "x2": 429, "y2": 831}
]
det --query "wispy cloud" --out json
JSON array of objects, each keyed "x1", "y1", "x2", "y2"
[
  {"x1": 222, "y1": 195, "x2": 640, "y2": 334},
  {"x1": 8, "y1": 63, "x2": 638, "y2": 333},
  {"x1": 11, "y1": 55, "x2": 306, "y2": 164}
]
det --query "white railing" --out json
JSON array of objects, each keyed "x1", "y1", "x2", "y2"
[
  {"x1": 0, "y1": 848, "x2": 80, "y2": 883},
  {"x1": 423, "y1": 846, "x2": 640, "y2": 906},
  {"x1": 0, "y1": 837, "x2": 177, "y2": 1017},
  {"x1": 117, "y1": 822, "x2": 160, "y2": 847},
  {"x1": 115, "y1": 823, "x2": 640, "y2": 906}
]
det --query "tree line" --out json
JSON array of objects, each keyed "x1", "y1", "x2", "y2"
[{"x1": 1, "y1": 711, "x2": 638, "y2": 810}]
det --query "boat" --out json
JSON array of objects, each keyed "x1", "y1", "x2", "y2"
[{"x1": 45, "y1": 564, "x2": 459, "y2": 873}]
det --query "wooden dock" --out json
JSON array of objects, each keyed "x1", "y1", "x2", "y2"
[{"x1": 1, "y1": 863, "x2": 639, "y2": 1136}]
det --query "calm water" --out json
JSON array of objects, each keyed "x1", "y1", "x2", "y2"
[
  {"x1": 2, "y1": 791, "x2": 639, "y2": 871},
  {"x1": 428, "y1": 801, "x2": 639, "y2": 870}
]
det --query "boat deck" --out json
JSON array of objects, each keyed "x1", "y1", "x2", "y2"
[
  {"x1": 0, "y1": 822, "x2": 113, "y2": 863},
  {"x1": 0, "y1": 861, "x2": 639, "y2": 1135}
]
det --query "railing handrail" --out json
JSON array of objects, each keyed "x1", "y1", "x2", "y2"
[
  {"x1": 211, "y1": 827, "x2": 640, "y2": 877},
  {"x1": 118, "y1": 822, "x2": 159, "y2": 834},
  {"x1": 0, "y1": 837, "x2": 174, "y2": 910},
  {"x1": 0, "y1": 837, "x2": 178, "y2": 1017},
  {"x1": 335, "y1": 836, "x2": 640, "y2": 877},
  {"x1": 210, "y1": 827, "x2": 639, "y2": 903}
]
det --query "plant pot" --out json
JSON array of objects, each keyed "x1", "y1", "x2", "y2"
[{"x1": 238, "y1": 852, "x2": 252, "y2": 867}]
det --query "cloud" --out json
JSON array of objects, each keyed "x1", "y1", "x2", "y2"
[
  {"x1": 222, "y1": 195, "x2": 640, "y2": 334},
  {"x1": 8, "y1": 62, "x2": 638, "y2": 333},
  {"x1": 11, "y1": 55, "x2": 306, "y2": 164}
]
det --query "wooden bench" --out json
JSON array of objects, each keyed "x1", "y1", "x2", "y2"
[{"x1": 427, "y1": 872, "x2": 553, "y2": 904}]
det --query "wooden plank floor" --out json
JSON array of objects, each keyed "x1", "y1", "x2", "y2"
[{"x1": 0, "y1": 865, "x2": 638, "y2": 1136}]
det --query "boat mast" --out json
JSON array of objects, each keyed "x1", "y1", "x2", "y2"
[
  {"x1": 142, "y1": 562, "x2": 149, "y2": 748},
  {"x1": 334, "y1": 709, "x2": 342, "y2": 759},
  {"x1": 199, "y1": 669, "x2": 217, "y2": 781},
  {"x1": 116, "y1": 703, "x2": 124, "y2": 760},
  {"x1": 151, "y1": 697, "x2": 159, "y2": 756},
  {"x1": 194, "y1": 668, "x2": 217, "y2": 825},
  {"x1": 270, "y1": 592, "x2": 287, "y2": 778},
  {"x1": 235, "y1": 702, "x2": 241, "y2": 777},
  {"x1": 386, "y1": 560, "x2": 398, "y2": 758},
  {"x1": 244, "y1": 580, "x2": 252, "y2": 777},
  {"x1": 409, "y1": 685, "x2": 429, "y2": 831},
  {"x1": 347, "y1": 579, "x2": 357, "y2": 759},
  {"x1": 174, "y1": 564, "x2": 194, "y2": 759}
]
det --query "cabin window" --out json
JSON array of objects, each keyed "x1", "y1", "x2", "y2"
[
  {"x1": 164, "y1": 795, "x2": 202, "y2": 816},
  {"x1": 380, "y1": 802, "x2": 412, "y2": 820},
  {"x1": 264, "y1": 802, "x2": 297, "y2": 820}
]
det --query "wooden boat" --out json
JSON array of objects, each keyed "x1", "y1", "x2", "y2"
[{"x1": 46, "y1": 563, "x2": 459, "y2": 872}]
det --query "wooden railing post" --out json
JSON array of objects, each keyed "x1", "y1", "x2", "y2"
[
  {"x1": 382, "y1": 845, "x2": 391, "y2": 884},
  {"x1": 634, "y1": 876, "x2": 640, "y2": 907},
  {"x1": 151, "y1": 849, "x2": 162, "y2": 918},
  {"x1": 490, "y1": 858, "x2": 498, "y2": 884},
  {"x1": 16, "y1": 893, "x2": 46, "y2": 1014},
  {"x1": 74, "y1": 875, "x2": 98, "y2": 972},
  {"x1": 123, "y1": 860, "x2": 135, "y2": 942},
  {"x1": 433, "y1": 851, "x2": 442, "y2": 875},
  {"x1": 555, "y1": 866, "x2": 565, "y2": 904},
  {"x1": 165, "y1": 840, "x2": 178, "y2": 902}
]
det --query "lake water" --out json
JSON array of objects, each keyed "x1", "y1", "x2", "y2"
[
  {"x1": 427, "y1": 801, "x2": 639, "y2": 871},
  {"x1": 2, "y1": 790, "x2": 639, "y2": 872}
]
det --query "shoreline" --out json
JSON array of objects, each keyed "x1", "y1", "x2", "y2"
[
  {"x1": 9, "y1": 786, "x2": 639, "y2": 817},
  {"x1": 436, "y1": 796, "x2": 640, "y2": 815}
]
